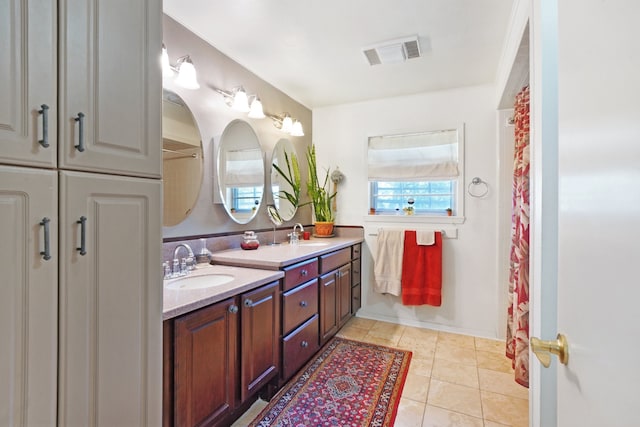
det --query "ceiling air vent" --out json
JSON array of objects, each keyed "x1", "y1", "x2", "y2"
[{"x1": 362, "y1": 35, "x2": 421, "y2": 66}]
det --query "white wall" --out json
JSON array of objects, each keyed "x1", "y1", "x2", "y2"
[{"x1": 313, "y1": 84, "x2": 503, "y2": 338}]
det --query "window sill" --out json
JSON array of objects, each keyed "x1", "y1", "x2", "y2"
[{"x1": 362, "y1": 214, "x2": 465, "y2": 224}]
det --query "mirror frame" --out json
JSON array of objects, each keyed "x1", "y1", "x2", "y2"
[
  {"x1": 162, "y1": 89, "x2": 204, "y2": 227},
  {"x1": 216, "y1": 119, "x2": 265, "y2": 224},
  {"x1": 270, "y1": 138, "x2": 299, "y2": 221}
]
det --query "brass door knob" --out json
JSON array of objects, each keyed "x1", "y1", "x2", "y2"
[{"x1": 530, "y1": 333, "x2": 569, "y2": 368}]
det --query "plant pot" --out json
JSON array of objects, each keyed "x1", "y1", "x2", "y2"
[{"x1": 314, "y1": 221, "x2": 334, "y2": 236}]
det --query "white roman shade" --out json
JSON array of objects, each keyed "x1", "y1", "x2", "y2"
[
  {"x1": 368, "y1": 129, "x2": 459, "y2": 181},
  {"x1": 223, "y1": 149, "x2": 263, "y2": 187}
]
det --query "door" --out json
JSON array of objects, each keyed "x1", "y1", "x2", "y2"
[
  {"x1": 58, "y1": 0, "x2": 162, "y2": 178},
  {"x1": 173, "y1": 298, "x2": 239, "y2": 427},
  {"x1": 0, "y1": 0, "x2": 57, "y2": 168},
  {"x1": 530, "y1": 1, "x2": 640, "y2": 426},
  {"x1": 319, "y1": 271, "x2": 339, "y2": 344},
  {"x1": 57, "y1": 171, "x2": 162, "y2": 426},
  {"x1": 337, "y1": 264, "x2": 352, "y2": 327},
  {"x1": 0, "y1": 166, "x2": 58, "y2": 426},
  {"x1": 240, "y1": 281, "x2": 280, "y2": 402}
]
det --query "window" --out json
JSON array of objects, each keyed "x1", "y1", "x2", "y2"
[{"x1": 368, "y1": 125, "x2": 464, "y2": 216}]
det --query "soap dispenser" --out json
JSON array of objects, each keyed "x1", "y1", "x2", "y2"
[{"x1": 195, "y1": 238, "x2": 212, "y2": 263}]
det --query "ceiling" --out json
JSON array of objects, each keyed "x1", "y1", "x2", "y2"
[{"x1": 163, "y1": 0, "x2": 514, "y2": 109}]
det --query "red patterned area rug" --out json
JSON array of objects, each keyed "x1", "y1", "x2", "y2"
[{"x1": 249, "y1": 337, "x2": 412, "y2": 427}]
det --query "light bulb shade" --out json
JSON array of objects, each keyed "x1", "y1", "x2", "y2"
[
  {"x1": 290, "y1": 120, "x2": 304, "y2": 136},
  {"x1": 281, "y1": 114, "x2": 293, "y2": 133},
  {"x1": 248, "y1": 97, "x2": 265, "y2": 119},
  {"x1": 161, "y1": 45, "x2": 174, "y2": 78},
  {"x1": 175, "y1": 57, "x2": 200, "y2": 90},
  {"x1": 231, "y1": 87, "x2": 250, "y2": 112}
]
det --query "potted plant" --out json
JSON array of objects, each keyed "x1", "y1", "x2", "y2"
[
  {"x1": 305, "y1": 144, "x2": 336, "y2": 236},
  {"x1": 272, "y1": 150, "x2": 301, "y2": 209},
  {"x1": 446, "y1": 208, "x2": 453, "y2": 216}
]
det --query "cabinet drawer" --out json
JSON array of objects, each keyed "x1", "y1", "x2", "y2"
[
  {"x1": 319, "y1": 248, "x2": 351, "y2": 274},
  {"x1": 282, "y1": 315, "x2": 319, "y2": 380},
  {"x1": 352, "y1": 243, "x2": 362, "y2": 259},
  {"x1": 352, "y1": 259, "x2": 361, "y2": 287},
  {"x1": 282, "y1": 279, "x2": 318, "y2": 335},
  {"x1": 283, "y1": 258, "x2": 318, "y2": 291}
]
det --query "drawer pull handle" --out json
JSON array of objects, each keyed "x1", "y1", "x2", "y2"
[
  {"x1": 38, "y1": 104, "x2": 50, "y2": 148},
  {"x1": 244, "y1": 298, "x2": 253, "y2": 307},
  {"x1": 299, "y1": 300, "x2": 308, "y2": 308},
  {"x1": 301, "y1": 341, "x2": 309, "y2": 348},
  {"x1": 228, "y1": 305, "x2": 238, "y2": 314},
  {"x1": 74, "y1": 112, "x2": 86, "y2": 152},
  {"x1": 353, "y1": 297, "x2": 360, "y2": 300},
  {"x1": 39, "y1": 217, "x2": 52, "y2": 260},
  {"x1": 300, "y1": 269, "x2": 308, "y2": 276}
]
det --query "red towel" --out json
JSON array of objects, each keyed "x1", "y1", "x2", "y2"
[{"x1": 401, "y1": 230, "x2": 442, "y2": 306}]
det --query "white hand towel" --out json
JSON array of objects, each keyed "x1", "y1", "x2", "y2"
[
  {"x1": 373, "y1": 228, "x2": 405, "y2": 296},
  {"x1": 416, "y1": 230, "x2": 436, "y2": 246}
]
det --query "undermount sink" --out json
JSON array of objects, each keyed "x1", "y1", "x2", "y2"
[{"x1": 165, "y1": 273, "x2": 235, "y2": 290}]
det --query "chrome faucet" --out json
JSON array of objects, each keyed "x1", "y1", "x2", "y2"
[
  {"x1": 172, "y1": 243, "x2": 195, "y2": 277},
  {"x1": 289, "y1": 223, "x2": 304, "y2": 245}
]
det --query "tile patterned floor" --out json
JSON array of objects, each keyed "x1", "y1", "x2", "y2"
[{"x1": 233, "y1": 317, "x2": 529, "y2": 427}]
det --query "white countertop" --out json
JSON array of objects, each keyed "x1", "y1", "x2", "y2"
[
  {"x1": 163, "y1": 264, "x2": 284, "y2": 320},
  {"x1": 210, "y1": 236, "x2": 363, "y2": 269}
]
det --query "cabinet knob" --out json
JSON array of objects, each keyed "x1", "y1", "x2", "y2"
[
  {"x1": 299, "y1": 300, "x2": 308, "y2": 308},
  {"x1": 300, "y1": 269, "x2": 308, "y2": 276},
  {"x1": 228, "y1": 305, "x2": 238, "y2": 314},
  {"x1": 301, "y1": 341, "x2": 308, "y2": 348},
  {"x1": 244, "y1": 299, "x2": 253, "y2": 307}
]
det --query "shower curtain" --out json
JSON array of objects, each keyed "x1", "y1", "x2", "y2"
[{"x1": 506, "y1": 85, "x2": 530, "y2": 388}]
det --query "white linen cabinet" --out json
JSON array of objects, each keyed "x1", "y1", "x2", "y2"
[{"x1": 0, "y1": 0, "x2": 163, "y2": 425}]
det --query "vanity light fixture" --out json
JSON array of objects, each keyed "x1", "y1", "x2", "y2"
[
  {"x1": 267, "y1": 113, "x2": 305, "y2": 137},
  {"x1": 213, "y1": 86, "x2": 266, "y2": 118},
  {"x1": 162, "y1": 44, "x2": 200, "y2": 90}
]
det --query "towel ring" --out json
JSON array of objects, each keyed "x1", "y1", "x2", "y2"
[{"x1": 468, "y1": 177, "x2": 489, "y2": 198}]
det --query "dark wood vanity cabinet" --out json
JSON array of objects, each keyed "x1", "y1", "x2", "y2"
[
  {"x1": 168, "y1": 297, "x2": 238, "y2": 427},
  {"x1": 351, "y1": 243, "x2": 362, "y2": 314},
  {"x1": 319, "y1": 248, "x2": 353, "y2": 345},
  {"x1": 164, "y1": 281, "x2": 280, "y2": 427}
]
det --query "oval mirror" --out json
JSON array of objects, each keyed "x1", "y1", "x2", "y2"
[
  {"x1": 217, "y1": 120, "x2": 264, "y2": 224},
  {"x1": 270, "y1": 138, "x2": 298, "y2": 221},
  {"x1": 162, "y1": 89, "x2": 203, "y2": 226}
]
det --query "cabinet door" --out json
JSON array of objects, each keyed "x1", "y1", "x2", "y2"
[
  {"x1": 0, "y1": 0, "x2": 57, "y2": 168},
  {"x1": 320, "y1": 272, "x2": 339, "y2": 344},
  {"x1": 240, "y1": 281, "x2": 280, "y2": 402},
  {"x1": 173, "y1": 298, "x2": 239, "y2": 427},
  {"x1": 58, "y1": 0, "x2": 162, "y2": 177},
  {"x1": 0, "y1": 166, "x2": 57, "y2": 425},
  {"x1": 58, "y1": 171, "x2": 162, "y2": 426},
  {"x1": 337, "y1": 264, "x2": 352, "y2": 328}
]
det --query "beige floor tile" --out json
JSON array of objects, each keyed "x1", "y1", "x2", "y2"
[
  {"x1": 474, "y1": 337, "x2": 506, "y2": 354},
  {"x1": 483, "y1": 421, "x2": 511, "y2": 427},
  {"x1": 394, "y1": 397, "x2": 427, "y2": 427},
  {"x1": 478, "y1": 368, "x2": 529, "y2": 400},
  {"x1": 481, "y1": 390, "x2": 529, "y2": 427},
  {"x1": 231, "y1": 398, "x2": 267, "y2": 426},
  {"x1": 427, "y1": 379, "x2": 483, "y2": 418},
  {"x1": 408, "y1": 356, "x2": 434, "y2": 378},
  {"x1": 437, "y1": 331, "x2": 476, "y2": 349},
  {"x1": 434, "y1": 342, "x2": 477, "y2": 366},
  {"x1": 362, "y1": 333, "x2": 401, "y2": 347},
  {"x1": 367, "y1": 320, "x2": 406, "y2": 342},
  {"x1": 336, "y1": 325, "x2": 369, "y2": 341},
  {"x1": 476, "y1": 350, "x2": 514, "y2": 374},
  {"x1": 422, "y1": 404, "x2": 484, "y2": 427},
  {"x1": 401, "y1": 374, "x2": 430, "y2": 402},
  {"x1": 345, "y1": 316, "x2": 377, "y2": 330},
  {"x1": 397, "y1": 338, "x2": 437, "y2": 359},
  {"x1": 431, "y1": 359, "x2": 479, "y2": 388}
]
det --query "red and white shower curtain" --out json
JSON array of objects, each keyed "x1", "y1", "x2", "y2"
[{"x1": 506, "y1": 85, "x2": 530, "y2": 388}]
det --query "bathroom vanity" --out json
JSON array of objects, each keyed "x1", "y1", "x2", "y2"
[{"x1": 162, "y1": 236, "x2": 362, "y2": 427}]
